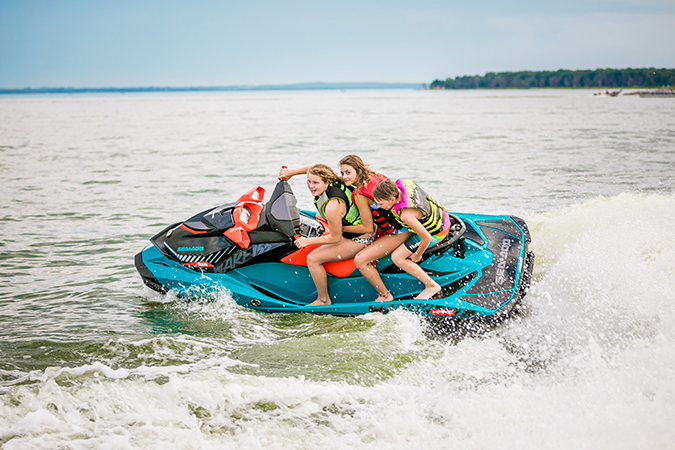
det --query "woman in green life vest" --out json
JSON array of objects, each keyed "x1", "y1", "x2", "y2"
[{"x1": 293, "y1": 164, "x2": 375, "y2": 306}]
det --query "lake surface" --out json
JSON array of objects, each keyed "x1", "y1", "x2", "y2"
[{"x1": 1, "y1": 89, "x2": 674, "y2": 449}]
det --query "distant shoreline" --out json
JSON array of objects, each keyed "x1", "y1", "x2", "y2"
[
  {"x1": 430, "y1": 68, "x2": 674, "y2": 90},
  {"x1": 0, "y1": 82, "x2": 425, "y2": 95}
]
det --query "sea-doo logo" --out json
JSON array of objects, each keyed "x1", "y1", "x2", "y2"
[
  {"x1": 495, "y1": 238, "x2": 512, "y2": 285},
  {"x1": 178, "y1": 246, "x2": 204, "y2": 252}
]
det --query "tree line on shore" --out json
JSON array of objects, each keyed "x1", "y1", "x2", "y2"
[{"x1": 430, "y1": 68, "x2": 674, "y2": 89}]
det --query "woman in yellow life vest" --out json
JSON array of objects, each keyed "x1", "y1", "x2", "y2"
[{"x1": 358, "y1": 178, "x2": 452, "y2": 301}]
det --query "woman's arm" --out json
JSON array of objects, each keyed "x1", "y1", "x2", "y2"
[
  {"x1": 279, "y1": 165, "x2": 312, "y2": 180},
  {"x1": 295, "y1": 199, "x2": 345, "y2": 248},
  {"x1": 399, "y1": 208, "x2": 432, "y2": 262},
  {"x1": 341, "y1": 193, "x2": 374, "y2": 235}
]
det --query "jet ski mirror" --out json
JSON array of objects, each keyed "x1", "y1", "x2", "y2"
[
  {"x1": 232, "y1": 203, "x2": 264, "y2": 232},
  {"x1": 224, "y1": 226, "x2": 251, "y2": 249},
  {"x1": 237, "y1": 186, "x2": 265, "y2": 203},
  {"x1": 223, "y1": 186, "x2": 266, "y2": 249}
]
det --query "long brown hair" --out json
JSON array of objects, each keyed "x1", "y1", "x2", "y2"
[
  {"x1": 307, "y1": 164, "x2": 341, "y2": 185},
  {"x1": 372, "y1": 179, "x2": 400, "y2": 201},
  {"x1": 339, "y1": 154, "x2": 374, "y2": 187}
]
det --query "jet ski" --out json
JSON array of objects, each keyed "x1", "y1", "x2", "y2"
[{"x1": 135, "y1": 180, "x2": 534, "y2": 324}]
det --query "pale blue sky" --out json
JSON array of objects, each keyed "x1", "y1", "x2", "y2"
[{"x1": 1, "y1": 0, "x2": 673, "y2": 88}]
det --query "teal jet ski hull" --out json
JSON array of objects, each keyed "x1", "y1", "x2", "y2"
[{"x1": 135, "y1": 181, "x2": 534, "y2": 321}]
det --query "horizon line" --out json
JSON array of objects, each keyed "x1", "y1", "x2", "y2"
[{"x1": 0, "y1": 81, "x2": 426, "y2": 94}]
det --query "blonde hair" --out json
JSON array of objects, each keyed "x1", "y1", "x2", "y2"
[
  {"x1": 307, "y1": 164, "x2": 340, "y2": 185},
  {"x1": 339, "y1": 154, "x2": 374, "y2": 186},
  {"x1": 372, "y1": 179, "x2": 399, "y2": 202}
]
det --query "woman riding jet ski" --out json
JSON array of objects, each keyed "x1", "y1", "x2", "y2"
[{"x1": 135, "y1": 179, "x2": 534, "y2": 322}]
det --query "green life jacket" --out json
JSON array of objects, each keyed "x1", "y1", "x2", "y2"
[{"x1": 314, "y1": 182, "x2": 362, "y2": 237}]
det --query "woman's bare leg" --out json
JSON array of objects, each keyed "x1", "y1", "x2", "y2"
[
  {"x1": 354, "y1": 232, "x2": 411, "y2": 301},
  {"x1": 306, "y1": 239, "x2": 366, "y2": 306},
  {"x1": 390, "y1": 245, "x2": 442, "y2": 300}
]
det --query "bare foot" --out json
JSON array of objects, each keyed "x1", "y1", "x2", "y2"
[
  {"x1": 415, "y1": 283, "x2": 441, "y2": 300},
  {"x1": 307, "y1": 298, "x2": 331, "y2": 306},
  {"x1": 375, "y1": 292, "x2": 394, "y2": 302}
]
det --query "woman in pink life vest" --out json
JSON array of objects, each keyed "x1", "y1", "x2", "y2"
[{"x1": 358, "y1": 178, "x2": 451, "y2": 301}]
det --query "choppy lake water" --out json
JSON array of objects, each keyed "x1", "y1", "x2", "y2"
[{"x1": 1, "y1": 89, "x2": 674, "y2": 449}]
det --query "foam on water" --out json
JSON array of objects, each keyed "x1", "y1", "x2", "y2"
[{"x1": 2, "y1": 193, "x2": 674, "y2": 449}]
